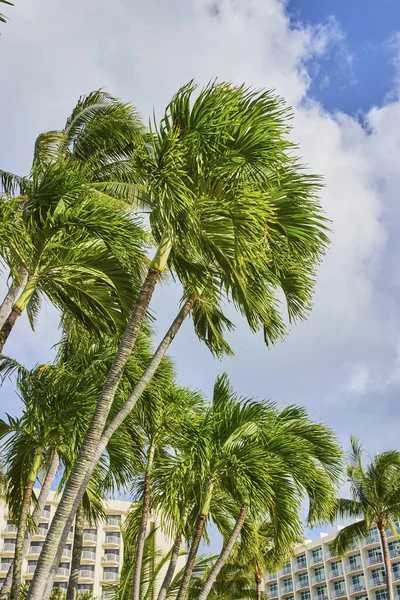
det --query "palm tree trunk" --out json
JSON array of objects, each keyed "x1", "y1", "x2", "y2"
[
  {"x1": 255, "y1": 566, "x2": 263, "y2": 600},
  {"x1": 10, "y1": 448, "x2": 43, "y2": 600},
  {"x1": 132, "y1": 444, "x2": 156, "y2": 600},
  {"x1": 156, "y1": 532, "x2": 183, "y2": 600},
  {"x1": 0, "y1": 274, "x2": 37, "y2": 354},
  {"x1": 0, "y1": 268, "x2": 27, "y2": 329},
  {"x1": 66, "y1": 502, "x2": 84, "y2": 600},
  {"x1": 197, "y1": 504, "x2": 248, "y2": 600},
  {"x1": 0, "y1": 307, "x2": 21, "y2": 354},
  {"x1": 378, "y1": 523, "x2": 393, "y2": 600},
  {"x1": 28, "y1": 293, "x2": 198, "y2": 600},
  {"x1": 0, "y1": 451, "x2": 59, "y2": 599}
]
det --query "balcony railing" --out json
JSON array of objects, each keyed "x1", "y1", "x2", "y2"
[
  {"x1": 104, "y1": 536, "x2": 120, "y2": 546},
  {"x1": 282, "y1": 566, "x2": 292, "y2": 576},
  {"x1": 82, "y1": 550, "x2": 96, "y2": 561},
  {"x1": 295, "y1": 561, "x2": 308, "y2": 571},
  {"x1": 79, "y1": 569, "x2": 94, "y2": 580},
  {"x1": 366, "y1": 555, "x2": 383, "y2": 566},
  {"x1": 392, "y1": 571, "x2": 400, "y2": 581},
  {"x1": 268, "y1": 573, "x2": 278, "y2": 581},
  {"x1": 36, "y1": 527, "x2": 48, "y2": 537},
  {"x1": 328, "y1": 568, "x2": 344, "y2": 579},
  {"x1": 3, "y1": 543, "x2": 16, "y2": 553},
  {"x1": 390, "y1": 547, "x2": 400, "y2": 559},
  {"x1": 56, "y1": 567, "x2": 70, "y2": 578},
  {"x1": 311, "y1": 555, "x2": 324, "y2": 565},
  {"x1": 26, "y1": 564, "x2": 37, "y2": 574},
  {"x1": 62, "y1": 548, "x2": 72, "y2": 558},
  {"x1": 365, "y1": 532, "x2": 380, "y2": 545},
  {"x1": 282, "y1": 586, "x2": 294, "y2": 595},
  {"x1": 0, "y1": 563, "x2": 12, "y2": 572},
  {"x1": 83, "y1": 533, "x2": 97, "y2": 543},
  {"x1": 325, "y1": 549, "x2": 338, "y2": 560},
  {"x1": 347, "y1": 561, "x2": 363, "y2": 573},
  {"x1": 332, "y1": 588, "x2": 346, "y2": 599},
  {"x1": 106, "y1": 517, "x2": 120, "y2": 527},
  {"x1": 350, "y1": 583, "x2": 366, "y2": 594},
  {"x1": 41, "y1": 509, "x2": 51, "y2": 519},
  {"x1": 311, "y1": 575, "x2": 325, "y2": 585},
  {"x1": 369, "y1": 577, "x2": 386, "y2": 588},
  {"x1": 5, "y1": 524, "x2": 17, "y2": 533},
  {"x1": 102, "y1": 554, "x2": 120, "y2": 564},
  {"x1": 103, "y1": 571, "x2": 118, "y2": 581},
  {"x1": 295, "y1": 580, "x2": 309, "y2": 590}
]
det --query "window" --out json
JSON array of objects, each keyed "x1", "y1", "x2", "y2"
[
  {"x1": 351, "y1": 574, "x2": 365, "y2": 591},
  {"x1": 331, "y1": 561, "x2": 343, "y2": 575},
  {"x1": 375, "y1": 590, "x2": 387, "y2": 600},
  {"x1": 283, "y1": 578, "x2": 293, "y2": 591},
  {"x1": 106, "y1": 514, "x2": 121, "y2": 525},
  {"x1": 333, "y1": 580, "x2": 345, "y2": 592},
  {"x1": 312, "y1": 548, "x2": 323, "y2": 563},
  {"x1": 53, "y1": 582, "x2": 68, "y2": 590},
  {"x1": 314, "y1": 567, "x2": 325, "y2": 582},
  {"x1": 78, "y1": 584, "x2": 93, "y2": 591},
  {"x1": 297, "y1": 554, "x2": 307, "y2": 568},
  {"x1": 300, "y1": 591, "x2": 310, "y2": 600},
  {"x1": 103, "y1": 566, "x2": 119, "y2": 581},
  {"x1": 299, "y1": 573, "x2": 309, "y2": 586},
  {"x1": 349, "y1": 553, "x2": 361, "y2": 567},
  {"x1": 369, "y1": 547, "x2": 383, "y2": 562},
  {"x1": 283, "y1": 562, "x2": 291, "y2": 574},
  {"x1": 393, "y1": 561, "x2": 400, "y2": 579},
  {"x1": 0, "y1": 558, "x2": 13, "y2": 569},
  {"x1": 270, "y1": 583, "x2": 278, "y2": 596},
  {"x1": 27, "y1": 560, "x2": 37, "y2": 574},
  {"x1": 316, "y1": 585, "x2": 327, "y2": 598}
]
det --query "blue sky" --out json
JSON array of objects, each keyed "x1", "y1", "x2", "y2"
[{"x1": 1, "y1": 0, "x2": 400, "y2": 547}]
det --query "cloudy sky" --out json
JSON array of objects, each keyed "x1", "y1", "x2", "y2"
[{"x1": 1, "y1": 0, "x2": 400, "y2": 497}]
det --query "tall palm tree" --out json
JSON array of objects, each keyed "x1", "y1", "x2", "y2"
[
  {"x1": 28, "y1": 81, "x2": 329, "y2": 600},
  {"x1": 188, "y1": 561, "x2": 258, "y2": 600},
  {"x1": 330, "y1": 437, "x2": 400, "y2": 600}
]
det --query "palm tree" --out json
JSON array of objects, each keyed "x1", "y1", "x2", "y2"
[
  {"x1": 330, "y1": 437, "x2": 400, "y2": 600},
  {"x1": 188, "y1": 561, "x2": 258, "y2": 600},
  {"x1": 28, "y1": 81, "x2": 329, "y2": 600},
  {"x1": 0, "y1": 0, "x2": 13, "y2": 25}
]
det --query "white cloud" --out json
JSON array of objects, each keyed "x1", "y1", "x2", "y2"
[{"x1": 1, "y1": 0, "x2": 400, "y2": 454}]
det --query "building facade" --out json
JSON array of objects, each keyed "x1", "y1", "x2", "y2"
[
  {"x1": 0, "y1": 491, "x2": 177, "y2": 599},
  {"x1": 266, "y1": 524, "x2": 400, "y2": 600}
]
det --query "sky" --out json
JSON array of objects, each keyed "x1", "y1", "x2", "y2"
[{"x1": 1, "y1": 0, "x2": 400, "y2": 541}]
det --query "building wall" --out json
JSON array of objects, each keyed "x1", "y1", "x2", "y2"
[
  {"x1": 266, "y1": 524, "x2": 400, "y2": 600},
  {"x1": 0, "y1": 490, "x2": 182, "y2": 600}
]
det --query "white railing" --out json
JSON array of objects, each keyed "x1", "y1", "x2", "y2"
[
  {"x1": 282, "y1": 587, "x2": 294, "y2": 595},
  {"x1": 392, "y1": 571, "x2": 400, "y2": 581},
  {"x1": 56, "y1": 567, "x2": 70, "y2": 577},
  {"x1": 104, "y1": 535, "x2": 120, "y2": 545},
  {"x1": 41, "y1": 509, "x2": 51, "y2": 519},
  {"x1": 332, "y1": 588, "x2": 346, "y2": 598},
  {"x1": 346, "y1": 562, "x2": 362, "y2": 573},
  {"x1": 350, "y1": 583, "x2": 366, "y2": 593},
  {"x1": 369, "y1": 577, "x2": 386, "y2": 588},
  {"x1": 103, "y1": 571, "x2": 118, "y2": 581},
  {"x1": 312, "y1": 575, "x2": 325, "y2": 585},
  {"x1": 295, "y1": 561, "x2": 307, "y2": 571},
  {"x1": 62, "y1": 548, "x2": 72, "y2": 558},
  {"x1": 282, "y1": 566, "x2": 292, "y2": 576},
  {"x1": 36, "y1": 527, "x2": 48, "y2": 537},
  {"x1": 82, "y1": 550, "x2": 96, "y2": 560},
  {"x1": 106, "y1": 517, "x2": 120, "y2": 527},
  {"x1": 5, "y1": 524, "x2": 17, "y2": 533},
  {"x1": 3, "y1": 543, "x2": 15, "y2": 553},
  {"x1": 390, "y1": 547, "x2": 400, "y2": 559},
  {"x1": 102, "y1": 554, "x2": 119, "y2": 563},
  {"x1": 83, "y1": 533, "x2": 97, "y2": 543},
  {"x1": 295, "y1": 580, "x2": 309, "y2": 590},
  {"x1": 79, "y1": 569, "x2": 94, "y2": 579},
  {"x1": 27, "y1": 565, "x2": 37, "y2": 574},
  {"x1": 365, "y1": 533, "x2": 380, "y2": 545},
  {"x1": 328, "y1": 569, "x2": 344, "y2": 579},
  {"x1": 366, "y1": 555, "x2": 383, "y2": 566},
  {"x1": 0, "y1": 563, "x2": 11, "y2": 572},
  {"x1": 311, "y1": 555, "x2": 323, "y2": 565}
]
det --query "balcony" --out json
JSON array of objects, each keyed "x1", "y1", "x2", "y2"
[
  {"x1": 365, "y1": 532, "x2": 380, "y2": 546},
  {"x1": 26, "y1": 565, "x2": 37, "y2": 574},
  {"x1": 311, "y1": 575, "x2": 326, "y2": 585},
  {"x1": 102, "y1": 554, "x2": 120, "y2": 565},
  {"x1": 311, "y1": 554, "x2": 324, "y2": 566},
  {"x1": 392, "y1": 571, "x2": 400, "y2": 582},
  {"x1": 79, "y1": 569, "x2": 95, "y2": 580},
  {"x1": 328, "y1": 568, "x2": 344, "y2": 580},
  {"x1": 349, "y1": 583, "x2": 366, "y2": 594},
  {"x1": 295, "y1": 580, "x2": 309, "y2": 590},
  {"x1": 105, "y1": 517, "x2": 120, "y2": 529},
  {"x1": 56, "y1": 567, "x2": 70, "y2": 578},
  {"x1": 332, "y1": 588, "x2": 346, "y2": 599},
  {"x1": 41, "y1": 508, "x2": 51, "y2": 520},
  {"x1": 62, "y1": 548, "x2": 72, "y2": 559},
  {"x1": 281, "y1": 587, "x2": 294, "y2": 596},
  {"x1": 104, "y1": 536, "x2": 120, "y2": 548},
  {"x1": 0, "y1": 563, "x2": 11, "y2": 573},
  {"x1": 33, "y1": 527, "x2": 48, "y2": 539},
  {"x1": 28, "y1": 546, "x2": 42, "y2": 557},
  {"x1": 102, "y1": 571, "x2": 118, "y2": 581},
  {"x1": 347, "y1": 561, "x2": 363, "y2": 573},
  {"x1": 281, "y1": 565, "x2": 292, "y2": 576},
  {"x1": 83, "y1": 532, "x2": 97, "y2": 544},
  {"x1": 369, "y1": 577, "x2": 386, "y2": 588},
  {"x1": 81, "y1": 550, "x2": 96, "y2": 562},
  {"x1": 390, "y1": 547, "x2": 400, "y2": 559},
  {"x1": 5, "y1": 524, "x2": 17, "y2": 534},
  {"x1": 294, "y1": 561, "x2": 308, "y2": 572},
  {"x1": 325, "y1": 549, "x2": 338, "y2": 561},
  {"x1": 268, "y1": 573, "x2": 278, "y2": 581},
  {"x1": 366, "y1": 555, "x2": 383, "y2": 567},
  {"x1": 3, "y1": 543, "x2": 16, "y2": 553}
]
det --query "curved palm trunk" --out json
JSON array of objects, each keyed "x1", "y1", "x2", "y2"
[
  {"x1": 28, "y1": 293, "x2": 197, "y2": 600},
  {"x1": 197, "y1": 504, "x2": 248, "y2": 600},
  {"x1": 10, "y1": 448, "x2": 43, "y2": 600},
  {"x1": 0, "y1": 275, "x2": 37, "y2": 354},
  {"x1": 0, "y1": 268, "x2": 27, "y2": 329},
  {"x1": 255, "y1": 565, "x2": 263, "y2": 600},
  {"x1": 0, "y1": 307, "x2": 21, "y2": 354},
  {"x1": 156, "y1": 532, "x2": 183, "y2": 600},
  {"x1": 132, "y1": 444, "x2": 156, "y2": 600},
  {"x1": 0, "y1": 451, "x2": 59, "y2": 599},
  {"x1": 378, "y1": 523, "x2": 393, "y2": 600},
  {"x1": 66, "y1": 502, "x2": 84, "y2": 600}
]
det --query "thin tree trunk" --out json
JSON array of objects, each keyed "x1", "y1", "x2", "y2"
[
  {"x1": 0, "y1": 274, "x2": 37, "y2": 354},
  {"x1": 156, "y1": 532, "x2": 183, "y2": 600},
  {"x1": 0, "y1": 451, "x2": 59, "y2": 599},
  {"x1": 132, "y1": 444, "x2": 155, "y2": 600},
  {"x1": 0, "y1": 269, "x2": 27, "y2": 329},
  {"x1": 378, "y1": 522, "x2": 393, "y2": 600},
  {"x1": 10, "y1": 448, "x2": 43, "y2": 600},
  {"x1": 28, "y1": 294, "x2": 197, "y2": 600},
  {"x1": 0, "y1": 307, "x2": 21, "y2": 354},
  {"x1": 255, "y1": 566, "x2": 263, "y2": 600},
  {"x1": 175, "y1": 517, "x2": 206, "y2": 600},
  {"x1": 197, "y1": 504, "x2": 248, "y2": 600},
  {"x1": 66, "y1": 502, "x2": 84, "y2": 600}
]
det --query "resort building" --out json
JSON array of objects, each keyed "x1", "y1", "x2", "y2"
[
  {"x1": 0, "y1": 490, "x2": 178, "y2": 599},
  {"x1": 266, "y1": 524, "x2": 400, "y2": 600}
]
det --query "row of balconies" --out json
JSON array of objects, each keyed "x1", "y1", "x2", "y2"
[{"x1": 23, "y1": 565, "x2": 119, "y2": 582}]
